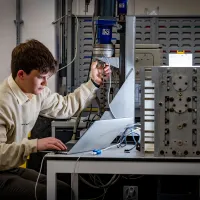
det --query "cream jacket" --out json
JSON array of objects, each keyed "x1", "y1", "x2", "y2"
[{"x1": 0, "y1": 75, "x2": 98, "y2": 170}]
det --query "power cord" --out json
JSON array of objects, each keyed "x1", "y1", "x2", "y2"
[
  {"x1": 122, "y1": 175, "x2": 144, "y2": 180},
  {"x1": 102, "y1": 56, "x2": 117, "y2": 119},
  {"x1": 35, "y1": 152, "x2": 73, "y2": 200},
  {"x1": 79, "y1": 174, "x2": 119, "y2": 200},
  {"x1": 79, "y1": 174, "x2": 120, "y2": 189},
  {"x1": 71, "y1": 154, "x2": 82, "y2": 200},
  {"x1": 79, "y1": 174, "x2": 120, "y2": 200},
  {"x1": 107, "y1": 66, "x2": 116, "y2": 119},
  {"x1": 35, "y1": 153, "x2": 47, "y2": 200}
]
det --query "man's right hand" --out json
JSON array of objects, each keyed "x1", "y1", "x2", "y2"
[{"x1": 37, "y1": 137, "x2": 67, "y2": 151}]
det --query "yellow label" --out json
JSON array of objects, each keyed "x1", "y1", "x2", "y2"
[{"x1": 177, "y1": 50, "x2": 185, "y2": 54}]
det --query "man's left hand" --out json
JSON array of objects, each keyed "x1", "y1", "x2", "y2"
[{"x1": 90, "y1": 61, "x2": 111, "y2": 86}]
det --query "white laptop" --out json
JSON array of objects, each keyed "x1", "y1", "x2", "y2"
[{"x1": 62, "y1": 117, "x2": 135, "y2": 154}]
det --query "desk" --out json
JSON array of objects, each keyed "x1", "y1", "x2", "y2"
[{"x1": 46, "y1": 147, "x2": 200, "y2": 200}]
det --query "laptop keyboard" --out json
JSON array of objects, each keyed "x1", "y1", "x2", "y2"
[{"x1": 65, "y1": 140, "x2": 77, "y2": 151}]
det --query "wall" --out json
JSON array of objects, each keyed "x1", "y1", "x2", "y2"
[
  {"x1": 0, "y1": 0, "x2": 56, "y2": 92},
  {"x1": 0, "y1": 0, "x2": 16, "y2": 82},
  {"x1": 21, "y1": 0, "x2": 56, "y2": 92}
]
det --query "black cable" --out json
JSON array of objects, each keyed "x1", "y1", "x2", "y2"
[
  {"x1": 124, "y1": 145, "x2": 136, "y2": 153},
  {"x1": 79, "y1": 174, "x2": 121, "y2": 189},
  {"x1": 95, "y1": 96, "x2": 101, "y2": 116},
  {"x1": 87, "y1": 113, "x2": 101, "y2": 128},
  {"x1": 73, "y1": 110, "x2": 83, "y2": 139},
  {"x1": 86, "y1": 103, "x2": 93, "y2": 128}
]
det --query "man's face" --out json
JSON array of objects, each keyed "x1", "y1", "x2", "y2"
[{"x1": 21, "y1": 70, "x2": 52, "y2": 95}]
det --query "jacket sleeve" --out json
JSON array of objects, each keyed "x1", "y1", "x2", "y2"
[
  {"x1": 0, "y1": 136, "x2": 37, "y2": 171},
  {"x1": 39, "y1": 79, "x2": 98, "y2": 119},
  {"x1": 0, "y1": 102, "x2": 37, "y2": 171}
]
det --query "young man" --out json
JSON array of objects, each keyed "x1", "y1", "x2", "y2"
[{"x1": 0, "y1": 39, "x2": 110, "y2": 199}]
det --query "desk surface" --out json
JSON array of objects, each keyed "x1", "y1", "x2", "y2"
[
  {"x1": 46, "y1": 145, "x2": 200, "y2": 177},
  {"x1": 45, "y1": 146, "x2": 200, "y2": 162}
]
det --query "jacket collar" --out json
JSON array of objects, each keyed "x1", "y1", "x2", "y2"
[{"x1": 8, "y1": 75, "x2": 30, "y2": 105}]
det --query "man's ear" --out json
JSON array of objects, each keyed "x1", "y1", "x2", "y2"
[{"x1": 17, "y1": 70, "x2": 26, "y2": 80}]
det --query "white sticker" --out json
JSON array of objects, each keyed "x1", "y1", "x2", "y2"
[
  {"x1": 102, "y1": 29, "x2": 110, "y2": 35},
  {"x1": 119, "y1": 3, "x2": 125, "y2": 8},
  {"x1": 169, "y1": 53, "x2": 193, "y2": 67}
]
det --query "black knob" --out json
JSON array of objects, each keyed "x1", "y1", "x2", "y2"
[
  {"x1": 193, "y1": 87, "x2": 197, "y2": 91},
  {"x1": 172, "y1": 151, "x2": 176, "y2": 155},
  {"x1": 193, "y1": 96, "x2": 197, "y2": 102},
  {"x1": 160, "y1": 150, "x2": 164, "y2": 155},
  {"x1": 193, "y1": 119, "x2": 197, "y2": 124},
  {"x1": 165, "y1": 97, "x2": 169, "y2": 102},
  {"x1": 165, "y1": 129, "x2": 169, "y2": 134},
  {"x1": 165, "y1": 119, "x2": 169, "y2": 124},
  {"x1": 193, "y1": 77, "x2": 197, "y2": 82},
  {"x1": 187, "y1": 97, "x2": 191, "y2": 102},
  {"x1": 169, "y1": 97, "x2": 174, "y2": 102},
  {"x1": 193, "y1": 129, "x2": 197, "y2": 134}
]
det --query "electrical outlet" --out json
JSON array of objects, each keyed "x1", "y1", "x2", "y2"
[{"x1": 123, "y1": 186, "x2": 138, "y2": 200}]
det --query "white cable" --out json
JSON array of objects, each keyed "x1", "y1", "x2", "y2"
[
  {"x1": 35, "y1": 153, "x2": 50, "y2": 200},
  {"x1": 101, "y1": 143, "x2": 120, "y2": 151},
  {"x1": 102, "y1": 56, "x2": 117, "y2": 119},
  {"x1": 35, "y1": 152, "x2": 73, "y2": 200},
  {"x1": 50, "y1": 14, "x2": 79, "y2": 76},
  {"x1": 56, "y1": 14, "x2": 79, "y2": 73},
  {"x1": 52, "y1": 15, "x2": 66, "y2": 25},
  {"x1": 92, "y1": 143, "x2": 120, "y2": 155},
  {"x1": 71, "y1": 154, "x2": 83, "y2": 199},
  {"x1": 107, "y1": 69, "x2": 117, "y2": 119}
]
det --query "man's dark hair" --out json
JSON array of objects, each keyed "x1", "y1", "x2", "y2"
[{"x1": 11, "y1": 39, "x2": 57, "y2": 79}]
